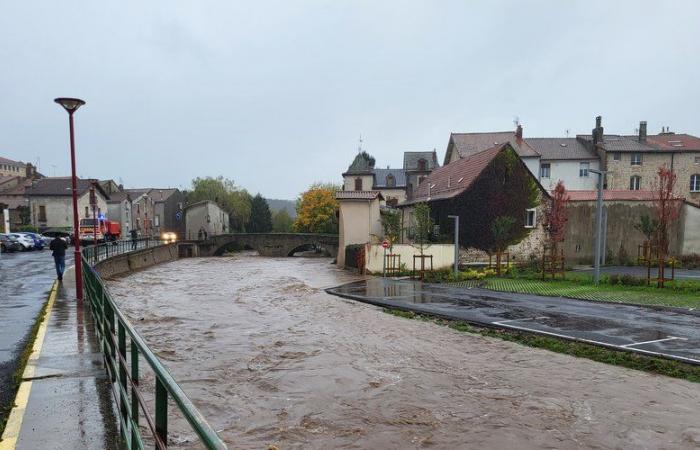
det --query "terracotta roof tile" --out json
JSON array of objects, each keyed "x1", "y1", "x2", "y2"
[{"x1": 335, "y1": 190, "x2": 383, "y2": 200}]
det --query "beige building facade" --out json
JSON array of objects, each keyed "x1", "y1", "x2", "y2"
[
  {"x1": 185, "y1": 200, "x2": 229, "y2": 240},
  {"x1": 26, "y1": 178, "x2": 108, "y2": 230},
  {"x1": 335, "y1": 191, "x2": 383, "y2": 267}
]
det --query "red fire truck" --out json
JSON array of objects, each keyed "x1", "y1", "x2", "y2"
[{"x1": 79, "y1": 217, "x2": 121, "y2": 244}]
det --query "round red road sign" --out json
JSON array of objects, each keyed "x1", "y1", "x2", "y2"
[{"x1": 382, "y1": 240, "x2": 390, "y2": 249}]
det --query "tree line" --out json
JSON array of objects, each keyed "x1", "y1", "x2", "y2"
[{"x1": 185, "y1": 176, "x2": 339, "y2": 234}]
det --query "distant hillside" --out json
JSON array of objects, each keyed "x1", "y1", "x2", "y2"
[{"x1": 266, "y1": 198, "x2": 296, "y2": 218}]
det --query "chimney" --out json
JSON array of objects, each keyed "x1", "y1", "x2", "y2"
[
  {"x1": 25, "y1": 163, "x2": 34, "y2": 178},
  {"x1": 639, "y1": 121, "x2": 647, "y2": 142},
  {"x1": 592, "y1": 115, "x2": 603, "y2": 145},
  {"x1": 515, "y1": 124, "x2": 523, "y2": 140}
]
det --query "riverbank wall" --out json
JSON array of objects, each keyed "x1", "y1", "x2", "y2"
[{"x1": 95, "y1": 244, "x2": 179, "y2": 278}]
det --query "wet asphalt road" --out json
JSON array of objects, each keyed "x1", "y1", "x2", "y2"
[
  {"x1": 0, "y1": 249, "x2": 73, "y2": 416},
  {"x1": 327, "y1": 278, "x2": 700, "y2": 364}
]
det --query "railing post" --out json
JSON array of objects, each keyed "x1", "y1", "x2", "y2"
[
  {"x1": 118, "y1": 322, "x2": 129, "y2": 432},
  {"x1": 130, "y1": 343, "x2": 139, "y2": 450},
  {"x1": 155, "y1": 378, "x2": 168, "y2": 445}
]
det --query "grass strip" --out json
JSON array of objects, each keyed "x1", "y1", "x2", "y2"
[
  {"x1": 0, "y1": 285, "x2": 53, "y2": 436},
  {"x1": 383, "y1": 308, "x2": 700, "y2": 383},
  {"x1": 450, "y1": 278, "x2": 700, "y2": 309}
]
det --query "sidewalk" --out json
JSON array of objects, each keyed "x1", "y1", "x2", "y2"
[{"x1": 1, "y1": 268, "x2": 118, "y2": 450}]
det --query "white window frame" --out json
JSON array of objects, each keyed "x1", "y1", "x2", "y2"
[
  {"x1": 579, "y1": 162, "x2": 590, "y2": 177},
  {"x1": 691, "y1": 174, "x2": 700, "y2": 193},
  {"x1": 630, "y1": 176, "x2": 641, "y2": 190},
  {"x1": 631, "y1": 153, "x2": 643, "y2": 166},
  {"x1": 525, "y1": 208, "x2": 536, "y2": 228},
  {"x1": 540, "y1": 163, "x2": 551, "y2": 179},
  {"x1": 612, "y1": 152, "x2": 621, "y2": 161}
]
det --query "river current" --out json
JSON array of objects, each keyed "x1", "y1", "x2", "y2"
[{"x1": 106, "y1": 254, "x2": 700, "y2": 449}]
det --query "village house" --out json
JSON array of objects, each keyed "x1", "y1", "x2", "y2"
[
  {"x1": 579, "y1": 117, "x2": 700, "y2": 206},
  {"x1": 185, "y1": 200, "x2": 229, "y2": 240},
  {"x1": 400, "y1": 142, "x2": 549, "y2": 263},
  {"x1": 0, "y1": 156, "x2": 26, "y2": 178},
  {"x1": 125, "y1": 188, "x2": 155, "y2": 236},
  {"x1": 106, "y1": 191, "x2": 132, "y2": 237},
  {"x1": 0, "y1": 159, "x2": 43, "y2": 230},
  {"x1": 342, "y1": 150, "x2": 439, "y2": 206},
  {"x1": 25, "y1": 177, "x2": 108, "y2": 231},
  {"x1": 150, "y1": 188, "x2": 186, "y2": 238}
]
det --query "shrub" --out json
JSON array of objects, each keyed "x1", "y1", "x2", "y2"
[
  {"x1": 607, "y1": 274, "x2": 647, "y2": 287},
  {"x1": 680, "y1": 254, "x2": 700, "y2": 269}
]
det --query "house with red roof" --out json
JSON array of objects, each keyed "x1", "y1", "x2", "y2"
[{"x1": 400, "y1": 143, "x2": 549, "y2": 262}]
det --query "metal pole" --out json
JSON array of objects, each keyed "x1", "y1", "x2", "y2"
[
  {"x1": 600, "y1": 207, "x2": 607, "y2": 266},
  {"x1": 448, "y1": 215, "x2": 459, "y2": 275},
  {"x1": 591, "y1": 169, "x2": 605, "y2": 285},
  {"x1": 68, "y1": 112, "x2": 83, "y2": 300}
]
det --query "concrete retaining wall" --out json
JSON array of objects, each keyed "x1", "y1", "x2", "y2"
[{"x1": 95, "y1": 244, "x2": 179, "y2": 278}]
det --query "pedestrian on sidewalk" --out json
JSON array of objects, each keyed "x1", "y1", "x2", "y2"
[
  {"x1": 130, "y1": 228, "x2": 138, "y2": 250},
  {"x1": 49, "y1": 236, "x2": 68, "y2": 281}
]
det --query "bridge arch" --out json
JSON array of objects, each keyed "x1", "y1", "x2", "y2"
[{"x1": 197, "y1": 233, "x2": 339, "y2": 258}]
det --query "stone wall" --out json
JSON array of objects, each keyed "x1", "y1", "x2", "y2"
[
  {"x1": 94, "y1": 244, "x2": 179, "y2": 279},
  {"x1": 563, "y1": 200, "x2": 684, "y2": 264}
]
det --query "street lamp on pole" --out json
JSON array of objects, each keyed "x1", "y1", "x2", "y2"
[
  {"x1": 54, "y1": 97, "x2": 86, "y2": 300},
  {"x1": 589, "y1": 168, "x2": 607, "y2": 285},
  {"x1": 448, "y1": 215, "x2": 459, "y2": 275}
]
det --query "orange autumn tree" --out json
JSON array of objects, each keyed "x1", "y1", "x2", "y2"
[{"x1": 293, "y1": 183, "x2": 340, "y2": 234}]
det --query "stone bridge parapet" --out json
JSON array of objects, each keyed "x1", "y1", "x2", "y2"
[{"x1": 196, "y1": 233, "x2": 339, "y2": 257}]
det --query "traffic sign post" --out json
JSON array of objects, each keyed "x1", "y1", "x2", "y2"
[{"x1": 382, "y1": 240, "x2": 390, "y2": 277}]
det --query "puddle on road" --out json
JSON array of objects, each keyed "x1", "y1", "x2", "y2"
[{"x1": 107, "y1": 254, "x2": 700, "y2": 449}]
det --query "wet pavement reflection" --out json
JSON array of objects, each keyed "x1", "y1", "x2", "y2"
[
  {"x1": 106, "y1": 253, "x2": 700, "y2": 449},
  {"x1": 0, "y1": 249, "x2": 73, "y2": 420},
  {"x1": 328, "y1": 278, "x2": 700, "y2": 363}
]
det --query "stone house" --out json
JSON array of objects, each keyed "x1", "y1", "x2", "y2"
[
  {"x1": 400, "y1": 143, "x2": 549, "y2": 263},
  {"x1": 0, "y1": 156, "x2": 26, "y2": 178},
  {"x1": 25, "y1": 178, "x2": 108, "y2": 231},
  {"x1": 185, "y1": 200, "x2": 229, "y2": 240},
  {"x1": 342, "y1": 150, "x2": 438, "y2": 206},
  {"x1": 578, "y1": 117, "x2": 700, "y2": 206}
]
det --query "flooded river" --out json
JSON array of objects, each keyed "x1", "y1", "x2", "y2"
[{"x1": 106, "y1": 254, "x2": 700, "y2": 449}]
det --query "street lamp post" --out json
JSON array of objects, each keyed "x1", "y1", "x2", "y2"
[
  {"x1": 448, "y1": 215, "x2": 459, "y2": 275},
  {"x1": 589, "y1": 169, "x2": 607, "y2": 285},
  {"x1": 54, "y1": 97, "x2": 86, "y2": 300}
]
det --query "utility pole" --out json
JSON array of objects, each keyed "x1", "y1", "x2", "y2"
[
  {"x1": 589, "y1": 169, "x2": 606, "y2": 285},
  {"x1": 448, "y1": 215, "x2": 459, "y2": 275}
]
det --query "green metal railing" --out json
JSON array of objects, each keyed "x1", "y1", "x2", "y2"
[{"x1": 81, "y1": 244, "x2": 227, "y2": 449}]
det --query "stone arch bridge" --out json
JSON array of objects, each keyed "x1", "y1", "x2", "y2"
[{"x1": 195, "y1": 233, "x2": 339, "y2": 257}]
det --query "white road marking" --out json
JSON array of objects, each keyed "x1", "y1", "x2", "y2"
[
  {"x1": 491, "y1": 322, "x2": 700, "y2": 365},
  {"x1": 492, "y1": 316, "x2": 549, "y2": 325},
  {"x1": 621, "y1": 336, "x2": 688, "y2": 348}
]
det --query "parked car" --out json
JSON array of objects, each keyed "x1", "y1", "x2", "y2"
[
  {"x1": 20, "y1": 232, "x2": 46, "y2": 250},
  {"x1": 8, "y1": 233, "x2": 34, "y2": 251},
  {"x1": 1, "y1": 234, "x2": 23, "y2": 253}
]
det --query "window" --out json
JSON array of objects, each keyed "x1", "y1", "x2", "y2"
[
  {"x1": 612, "y1": 153, "x2": 621, "y2": 161},
  {"x1": 417, "y1": 159, "x2": 427, "y2": 171},
  {"x1": 691, "y1": 174, "x2": 700, "y2": 193},
  {"x1": 525, "y1": 208, "x2": 536, "y2": 228},
  {"x1": 579, "y1": 162, "x2": 590, "y2": 177},
  {"x1": 155, "y1": 215, "x2": 160, "y2": 227},
  {"x1": 386, "y1": 174, "x2": 396, "y2": 187},
  {"x1": 540, "y1": 163, "x2": 551, "y2": 178},
  {"x1": 38, "y1": 205, "x2": 46, "y2": 222},
  {"x1": 137, "y1": 204, "x2": 140, "y2": 214},
  {"x1": 694, "y1": 156, "x2": 700, "y2": 165},
  {"x1": 85, "y1": 206, "x2": 89, "y2": 217},
  {"x1": 418, "y1": 176, "x2": 426, "y2": 185},
  {"x1": 631, "y1": 153, "x2": 643, "y2": 166},
  {"x1": 354, "y1": 177, "x2": 362, "y2": 191},
  {"x1": 136, "y1": 218, "x2": 141, "y2": 229},
  {"x1": 630, "y1": 175, "x2": 641, "y2": 190}
]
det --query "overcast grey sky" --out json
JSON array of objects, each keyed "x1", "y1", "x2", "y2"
[{"x1": 2, "y1": 1, "x2": 699, "y2": 199}]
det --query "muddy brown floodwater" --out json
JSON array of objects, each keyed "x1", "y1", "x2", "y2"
[{"x1": 106, "y1": 254, "x2": 700, "y2": 449}]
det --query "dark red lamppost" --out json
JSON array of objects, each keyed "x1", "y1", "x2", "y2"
[{"x1": 54, "y1": 97, "x2": 86, "y2": 300}]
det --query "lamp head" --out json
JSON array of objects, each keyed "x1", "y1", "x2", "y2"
[{"x1": 54, "y1": 97, "x2": 85, "y2": 114}]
